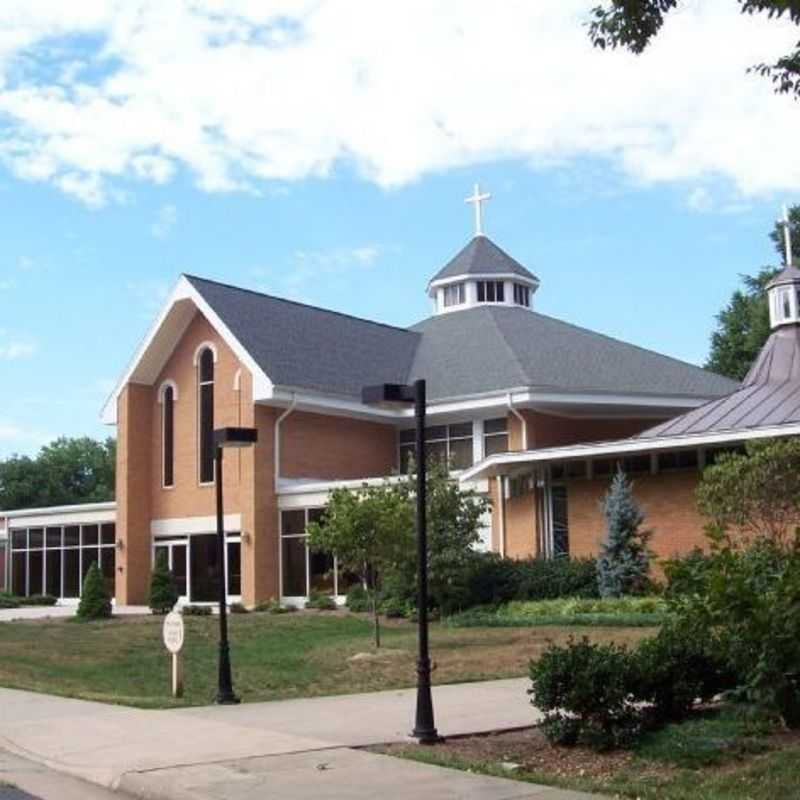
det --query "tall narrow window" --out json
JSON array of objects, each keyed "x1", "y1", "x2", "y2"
[
  {"x1": 198, "y1": 348, "x2": 215, "y2": 483},
  {"x1": 162, "y1": 385, "x2": 175, "y2": 488}
]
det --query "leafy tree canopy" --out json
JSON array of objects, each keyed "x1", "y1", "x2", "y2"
[
  {"x1": 589, "y1": 1, "x2": 800, "y2": 97},
  {"x1": 706, "y1": 206, "x2": 800, "y2": 380},
  {"x1": 0, "y1": 436, "x2": 116, "y2": 511}
]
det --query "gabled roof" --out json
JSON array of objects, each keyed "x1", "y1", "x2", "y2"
[
  {"x1": 409, "y1": 305, "x2": 737, "y2": 401},
  {"x1": 638, "y1": 326, "x2": 800, "y2": 440},
  {"x1": 428, "y1": 236, "x2": 538, "y2": 287},
  {"x1": 186, "y1": 276, "x2": 420, "y2": 398}
]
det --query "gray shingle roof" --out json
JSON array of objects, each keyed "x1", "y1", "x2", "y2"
[
  {"x1": 767, "y1": 265, "x2": 800, "y2": 289},
  {"x1": 638, "y1": 326, "x2": 800, "y2": 440},
  {"x1": 186, "y1": 275, "x2": 735, "y2": 404},
  {"x1": 186, "y1": 275, "x2": 419, "y2": 397},
  {"x1": 409, "y1": 306, "x2": 737, "y2": 400},
  {"x1": 428, "y1": 236, "x2": 538, "y2": 285}
]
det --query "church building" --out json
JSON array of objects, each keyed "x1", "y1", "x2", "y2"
[{"x1": 7, "y1": 189, "x2": 788, "y2": 608}]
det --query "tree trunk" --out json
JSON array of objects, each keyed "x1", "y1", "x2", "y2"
[{"x1": 371, "y1": 590, "x2": 381, "y2": 649}]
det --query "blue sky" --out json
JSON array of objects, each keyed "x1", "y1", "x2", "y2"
[{"x1": 0, "y1": 2, "x2": 797, "y2": 458}]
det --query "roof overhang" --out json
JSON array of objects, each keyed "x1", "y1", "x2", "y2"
[
  {"x1": 460, "y1": 421, "x2": 800, "y2": 482},
  {"x1": 1, "y1": 501, "x2": 117, "y2": 529},
  {"x1": 100, "y1": 276, "x2": 275, "y2": 424}
]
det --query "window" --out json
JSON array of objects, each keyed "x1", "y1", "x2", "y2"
[
  {"x1": 443, "y1": 283, "x2": 465, "y2": 307},
  {"x1": 658, "y1": 450, "x2": 698, "y2": 472},
  {"x1": 550, "y1": 460, "x2": 587, "y2": 480},
  {"x1": 513, "y1": 283, "x2": 530, "y2": 307},
  {"x1": 198, "y1": 347, "x2": 215, "y2": 483},
  {"x1": 782, "y1": 289, "x2": 792, "y2": 320},
  {"x1": 477, "y1": 280, "x2": 505, "y2": 303},
  {"x1": 483, "y1": 418, "x2": 508, "y2": 456},
  {"x1": 279, "y1": 509, "x2": 354, "y2": 599},
  {"x1": 162, "y1": 384, "x2": 175, "y2": 488},
  {"x1": 551, "y1": 485, "x2": 569, "y2": 557},
  {"x1": 9, "y1": 522, "x2": 115, "y2": 600},
  {"x1": 399, "y1": 422, "x2": 474, "y2": 471}
]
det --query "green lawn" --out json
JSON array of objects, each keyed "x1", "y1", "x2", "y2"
[
  {"x1": 0, "y1": 611, "x2": 651, "y2": 708},
  {"x1": 382, "y1": 705, "x2": 800, "y2": 800}
]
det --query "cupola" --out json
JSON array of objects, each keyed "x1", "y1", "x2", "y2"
[
  {"x1": 767, "y1": 205, "x2": 799, "y2": 330},
  {"x1": 427, "y1": 184, "x2": 540, "y2": 316}
]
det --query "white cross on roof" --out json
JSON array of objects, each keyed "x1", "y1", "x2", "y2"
[{"x1": 465, "y1": 183, "x2": 491, "y2": 237}]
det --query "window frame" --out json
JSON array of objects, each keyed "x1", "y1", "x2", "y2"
[
  {"x1": 399, "y1": 422, "x2": 474, "y2": 472},
  {"x1": 197, "y1": 347, "x2": 216, "y2": 485},
  {"x1": 442, "y1": 283, "x2": 465, "y2": 308},
  {"x1": 476, "y1": 280, "x2": 505, "y2": 304},
  {"x1": 513, "y1": 283, "x2": 530, "y2": 307},
  {"x1": 161, "y1": 382, "x2": 176, "y2": 489}
]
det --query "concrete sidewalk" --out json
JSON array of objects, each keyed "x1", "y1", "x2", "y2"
[{"x1": 0, "y1": 681, "x2": 600, "y2": 799}]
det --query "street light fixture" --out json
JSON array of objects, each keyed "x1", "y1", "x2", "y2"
[
  {"x1": 213, "y1": 426, "x2": 258, "y2": 705},
  {"x1": 361, "y1": 379, "x2": 440, "y2": 744}
]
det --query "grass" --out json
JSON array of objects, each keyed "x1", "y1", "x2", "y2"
[
  {"x1": 0, "y1": 611, "x2": 652, "y2": 708},
  {"x1": 447, "y1": 596, "x2": 667, "y2": 628},
  {"x1": 380, "y1": 705, "x2": 800, "y2": 800}
]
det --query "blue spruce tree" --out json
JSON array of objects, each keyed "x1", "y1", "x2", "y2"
[{"x1": 596, "y1": 468, "x2": 651, "y2": 597}]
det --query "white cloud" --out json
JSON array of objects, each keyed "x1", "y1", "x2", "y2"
[
  {"x1": 0, "y1": 2, "x2": 796, "y2": 205},
  {"x1": 687, "y1": 187, "x2": 713, "y2": 213},
  {"x1": 0, "y1": 278, "x2": 14, "y2": 290},
  {"x1": 0, "y1": 338, "x2": 36, "y2": 360},
  {"x1": 151, "y1": 203, "x2": 177, "y2": 238}
]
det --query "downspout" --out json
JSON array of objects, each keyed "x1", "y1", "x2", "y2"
[
  {"x1": 507, "y1": 393, "x2": 528, "y2": 450},
  {"x1": 496, "y1": 475, "x2": 506, "y2": 558},
  {"x1": 274, "y1": 393, "x2": 297, "y2": 493}
]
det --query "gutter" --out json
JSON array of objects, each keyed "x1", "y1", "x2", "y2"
[{"x1": 274, "y1": 393, "x2": 298, "y2": 493}]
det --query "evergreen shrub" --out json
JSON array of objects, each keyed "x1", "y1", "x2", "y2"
[
  {"x1": 76, "y1": 562, "x2": 112, "y2": 620},
  {"x1": 147, "y1": 551, "x2": 179, "y2": 615}
]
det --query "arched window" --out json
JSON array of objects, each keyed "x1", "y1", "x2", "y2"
[
  {"x1": 198, "y1": 347, "x2": 215, "y2": 483},
  {"x1": 162, "y1": 384, "x2": 175, "y2": 488}
]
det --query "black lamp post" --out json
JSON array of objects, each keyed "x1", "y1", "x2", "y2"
[
  {"x1": 361, "y1": 379, "x2": 440, "y2": 744},
  {"x1": 213, "y1": 426, "x2": 258, "y2": 705}
]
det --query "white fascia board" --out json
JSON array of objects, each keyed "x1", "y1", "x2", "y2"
[
  {"x1": 151, "y1": 514, "x2": 242, "y2": 537},
  {"x1": 459, "y1": 422, "x2": 800, "y2": 483},
  {"x1": 3, "y1": 502, "x2": 117, "y2": 529},
  {"x1": 101, "y1": 276, "x2": 274, "y2": 424},
  {"x1": 264, "y1": 386, "x2": 713, "y2": 423}
]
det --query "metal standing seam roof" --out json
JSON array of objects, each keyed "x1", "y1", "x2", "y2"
[
  {"x1": 638, "y1": 326, "x2": 800, "y2": 440},
  {"x1": 186, "y1": 272, "x2": 736, "y2": 404},
  {"x1": 427, "y1": 235, "x2": 539, "y2": 285}
]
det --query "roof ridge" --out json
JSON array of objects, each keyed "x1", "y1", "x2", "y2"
[
  {"x1": 184, "y1": 273, "x2": 419, "y2": 336},
  {"x1": 486, "y1": 307, "x2": 531, "y2": 388}
]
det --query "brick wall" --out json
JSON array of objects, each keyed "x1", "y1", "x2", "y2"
[
  {"x1": 567, "y1": 469, "x2": 706, "y2": 564},
  {"x1": 281, "y1": 410, "x2": 397, "y2": 480}
]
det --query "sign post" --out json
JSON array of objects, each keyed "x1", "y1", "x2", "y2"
[{"x1": 162, "y1": 611, "x2": 185, "y2": 699}]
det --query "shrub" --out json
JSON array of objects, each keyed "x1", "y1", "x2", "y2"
[
  {"x1": 229, "y1": 602, "x2": 248, "y2": 614},
  {"x1": 23, "y1": 594, "x2": 58, "y2": 606},
  {"x1": 464, "y1": 553, "x2": 599, "y2": 609},
  {"x1": 183, "y1": 604, "x2": 212, "y2": 616},
  {"x1": 306, "y1": 592, "x2": 337, "y2": 611},
  {"x1": 635, "y1": 621, "x2": 736, "y2": 723},
  {"x1": 663, "y1": 548, "x2": 712, "y2": 597},
  {"x1": 0, "y1": 593, "x2": 20, "y2": 609},
  {"x1": 76, "y1": 562, "x2": 112, "y2": 620},
  {"x1": 345, "y1": 584, "x2": 371, "y2": 612},
  {"x1": 529, "y1": 636, "x2": 640, "y2": 750},
  {"x1": 147, "y1": 551, "x2": 179, "y2": 615},
  {"x1": 253, "y1": 598, "x2": 295, "y2": 614}
]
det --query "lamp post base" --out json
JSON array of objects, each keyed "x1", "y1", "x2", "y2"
[{"x1": 215, "y1": 690, "x2": 241, "y2": 705}]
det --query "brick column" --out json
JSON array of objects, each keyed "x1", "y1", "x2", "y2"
[{"x1": 115, "y1": 383, "x2": 153, "y2": 605}]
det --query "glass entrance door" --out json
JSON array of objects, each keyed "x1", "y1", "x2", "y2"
[{"x1": 154, "y1": 541, "x2": 189, "y2": 600}]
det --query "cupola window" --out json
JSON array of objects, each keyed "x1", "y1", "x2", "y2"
[
  {"x1": 477, "y1": 280, "x2": 505, "y2": 303},
  {"x1": 513, "y1": 283, "x2": 530, "y2": 307},
  {"x1": 443, "y1": 283, "x2": 465, "y2": 307}
]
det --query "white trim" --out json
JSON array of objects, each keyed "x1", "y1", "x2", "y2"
[
  {"x1": 275, "y1": 393, "x2": 298, "y2": 492},
  {"x1": 496, "y1": 475, "x2": 506, "y2": 557},
  {"x1": 101, "y1": 276, "x2": 274, "y2": 424},
  {"x1": 233, "y1": 368, "x2": 242, "y2": 391},
  {"x1": 459, "y1": 421, "x2": 800, "y2": 482},
  {"x1": 507, "y1": 393, "x2": 527, "y2": 450},
  {"x1": 151, "y1": 514, "x2": 242, "y2": 537},
  {"x1": 2, "y1": 503, "x2": 116, "y2": 529},
  {"x1": 157, "y1": 379, "x2": 179, "y2": 403},
  {"x1": 428, "y1": 272, "x2": 539, "y2": 295},
  {"x1": 193, "y1": 341, "x2": 218, "y2": 366}
]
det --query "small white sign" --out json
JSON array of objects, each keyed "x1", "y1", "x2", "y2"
[{"x1": 162, "y1": 611, "x2": 185, "y2": 654}]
